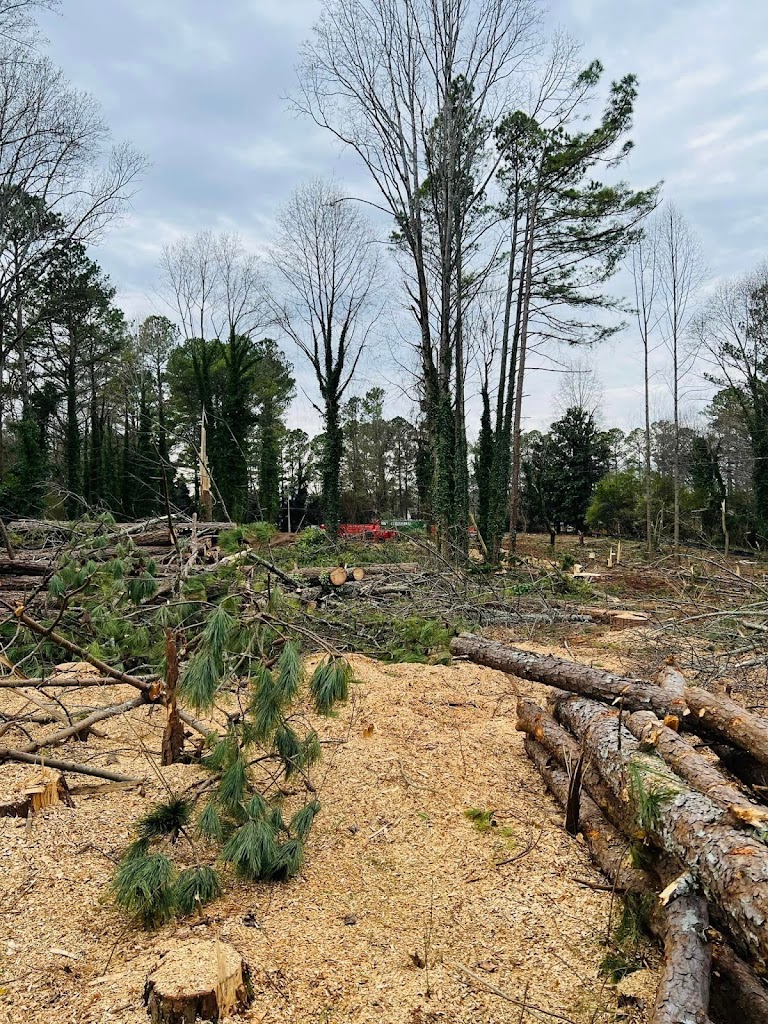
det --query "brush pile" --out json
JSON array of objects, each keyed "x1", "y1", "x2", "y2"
[{"x1": 451, "y1": 632, "x2": 768, "y2": 1024}]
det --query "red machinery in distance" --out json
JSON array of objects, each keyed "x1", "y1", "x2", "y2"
[{"x1": 322, "y1": 520, "x2": 397, "y2": 542}]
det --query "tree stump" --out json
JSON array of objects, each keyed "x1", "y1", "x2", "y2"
[{"x1": 144, "y1": 940, "x2": 253, "y2": 1023}]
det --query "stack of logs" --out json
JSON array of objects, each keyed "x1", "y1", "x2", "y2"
[{"x1": 451, "y1": 633, "x2": 768, "y2": 1024}]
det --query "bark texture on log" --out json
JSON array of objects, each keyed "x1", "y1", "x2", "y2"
[
  {"x1": 522, "y1": 718, "x2": 767, "y2": 1024},
  {"x1": 558, "y1": 696, "x2": 768, "y2": 964},
  {"x1": 453, "y1": 634, "x2": 768, "y2": 768},
  {"x1": 517, "y1": 698, "x2": 638, "y2": 835},
  {"x1": 143, "y1": 940, "x2": 252, "y2": 1024},
  {"x1": 524, "y1": 736, "x2": 654, "y2": 892},
  {"x1": 452, "y1": 634, "x2": 682, "y2": 714},
  {"x1": 626, "y1": 710, "x2": 768, "y2": 828},
  {"x1": 651, "y1": 889, "x2": 712, "y2": 1024}
]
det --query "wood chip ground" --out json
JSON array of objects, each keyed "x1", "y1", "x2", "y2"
[{"x1": 0, "y1": 655, "x2": 658, "y2": 1024}]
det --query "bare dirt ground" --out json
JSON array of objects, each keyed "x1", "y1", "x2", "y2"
[{"x1": 0, "y1": 653, "x2": 659, "y2": 1024}]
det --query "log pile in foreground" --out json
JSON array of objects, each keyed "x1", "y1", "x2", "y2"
[{"x1": 452, "y1": 633, "x2": 768, "y2": 1024}]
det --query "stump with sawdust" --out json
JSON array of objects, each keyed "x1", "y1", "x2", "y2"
[{"x1": 143, "y1": 940, "x2": 253, "y2": 1023}]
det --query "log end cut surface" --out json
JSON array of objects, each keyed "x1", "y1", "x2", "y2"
[{"x1": 144, "y1": 940, "x2": 252, "y2": 1023}]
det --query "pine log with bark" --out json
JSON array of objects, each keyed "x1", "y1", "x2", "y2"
[
  {"x1": 452, "y1": 635, "x2": 768, "y2": 767},
  {"x1": 517, "y1": 697, "x2": 638, "y2": 835},
  {"x1": 557, "y1": 695, "x2": 768, "y2": 963},
  {"x1": 524, "y1": 736, "x2": 654, "y2": 892},
  {"x1": 521, "y1": 711, "x2": 768, "y2": 1023},
  {"x1": 626, "y1": 709, "x2": 768, "y2": 828}
]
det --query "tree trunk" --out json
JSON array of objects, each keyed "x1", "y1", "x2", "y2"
[
  {"x1": 451, "y1": 635, "x2": 768, "y2": 767},
  {"x1": 144, "y1": 940, "x2": 253, "y2": 1024}
]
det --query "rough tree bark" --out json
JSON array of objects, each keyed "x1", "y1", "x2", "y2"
[
  {"x1": 558, "y1": 695, "x2": 768, "y2": 963},
  {"x1": 452, "y1": 635, "x2": 768, "y2": 767},
  {"x1": 626, "y1": 709, "x2": 768, "y2": 828}
]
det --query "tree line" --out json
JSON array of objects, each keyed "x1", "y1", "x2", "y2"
[{"x1": 0, "y1": 0, "x2": 766, "y2": 557}]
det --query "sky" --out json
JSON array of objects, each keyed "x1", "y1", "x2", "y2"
[{"x1": 36, "y1": 0, "x2": 768, "y2": 437}]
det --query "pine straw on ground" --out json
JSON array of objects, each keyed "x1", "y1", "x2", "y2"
[{"x1": 0, "y1": 656, "x2": 658, "y2": 1024}]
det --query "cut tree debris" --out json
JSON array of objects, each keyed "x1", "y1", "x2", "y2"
[{"x1": 455, "y1": 633, "x2": 768, "y2": 1024}]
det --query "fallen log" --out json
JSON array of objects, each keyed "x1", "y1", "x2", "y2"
[
  {"x1": 0, "y1": 674, "x2": 156, "y2": 689},
  {"x1": 524, "y1": 736, "x2": 654, "y2": 892},
  {"x1": 521, "y1": 714, "x2": 767, "y2": 1023},
  {"x1": 517, "y1": 698, "x2": 638, "y2": 836},
  {"x1": 626, "y1": 710, "x2": 768, "y2": 828},
  {"x1": 11, "y1": 693, "x2": 148, "y2": 755},
  {"x1": 0, "y1": 749, "x2": 140, "y2": 782},
  {"x1": 558, "y1": 695, "x2": 768, "y2": 964},
  {"x1": 651, "y1": 885, "x2": 712, "y2": 1024},
  {"x1": 0, "y1": 558, "x2": 50, "y2": 576},
  {"x1": 452, "y1": 634, "x2": 768, "y2": 768}
]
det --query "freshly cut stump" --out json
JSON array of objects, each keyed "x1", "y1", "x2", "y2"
[{"x1": 144, "y1": 940, "x2": 253, "y2": 1023}]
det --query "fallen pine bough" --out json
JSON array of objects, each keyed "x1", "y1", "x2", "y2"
[{"x1": 453, "y1": 633, "x2": 768, "y2": 1024}]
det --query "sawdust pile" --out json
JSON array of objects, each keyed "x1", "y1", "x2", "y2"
[{"x1": 0, "y1": 656, "x2": 658, "y2": 1024}]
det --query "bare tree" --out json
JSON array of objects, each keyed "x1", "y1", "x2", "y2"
[
  {"x1": 0, "y1": 3, "x2": 145, "y2": 467},
  {"x1": 159, "y1": 231, "x2": 221, "y2": 344},
  {"x1": 269, "y1": 178, "x2": 380, "y2": 533},
  {"x1": 656, "y1": 203, "x2": 705, "y2": 553},
  {"x1": 297, "y1": 0, "x2": 541, "y2": 549},
  {"x1": 554, "y1": 354, "x2": 604, "y2": 418},
  {"x1": 630, "y1": 220, "x2": 662, "y2": 558}
]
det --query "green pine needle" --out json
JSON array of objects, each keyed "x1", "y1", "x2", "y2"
[
  {"x1": 275, "y1": 642, "x2": 303, "y2": 703},
  {"x1": 137, "y1": 797, "x2": 191, "y2": 843},
  {"x1": 310, "y1": 657, "x2": 352, "y2": 715},
  {"x1": 173, "y1": 865, "x2": 222, "y2": 916},
  {"x1": 112, "y1": 852, "x2": 176, "y2": 928},
  {"x1": 197, "y1": 800, "x2": 226, "y2": 843},
  {"x1": 203, "y1": 735, "x2": 237, "y2": 773},
  {"x1": 301, "y1": 731, "x2": 322, "y2": 769},
  {"x1": 220, "y1": 819, "x2": 278, "y2": 880},
  {"x1": 290, "y1": 800, "x2": 320, "y2": 841},
  {"x1": 250, "y1": 668, "x2": 283, "y2": 743},
  {"x1": 245, "y1": 793, "x2": 268, "y2": 820},
  {"x1": 275, "y1": 724, "x2": 303, "y2": 776},
  {"x1": 268, "y1": 838, "x2": 304, "y2": 881},
  {"x1": 180, "y1": 648, "x2": 222, "y2": 711},
  {"x1": 218, "y1": 756, "x2": 248, "y2": 812}
]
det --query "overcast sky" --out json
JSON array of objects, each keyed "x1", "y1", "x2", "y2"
[{"x1": 37, "y1": 0, "x2": 768, "y2": 436}]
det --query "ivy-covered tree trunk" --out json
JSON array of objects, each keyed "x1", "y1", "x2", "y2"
[
  {"x1": 475, "y1": 383, "x2": 494, "y2": 551},
  {"x1": 322, "y1": 398, "x2": 343, "y2": 536}
]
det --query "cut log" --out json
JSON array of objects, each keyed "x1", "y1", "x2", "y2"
[
  {"x1": 558, "y1": 695, "x2": 768, "y2": 963},
  {"x1": 143, "y1": 940, "x2": 253, "y2": 1023},
  {"x1": 524, "y1": 736, "x2": 654, "y2": 892},
  {"x1": 626, "y1": 710, "x2": 768, "y2": 829},
  {"x1": 524, "y1": 722, "x2": 767, "y2": 1024},
  {"x1": 651, "y1": 887, "x2": 712, "y2": 1024},
  {"x1": 11, "y1": 694, "x2": 148, "y2": 755},
  {"x1": 452, "y1": 634, "x2": 768, "y2": 768},
  {"x1": 0, "y1": 558, "x2": 50, "y2": 576},
  {"x1": 329, "y1": 566, "x2": 349, "y2": 587},
  {"x1": 0, "y1": 674, "x2": 156, "y2": 689},
  {"x1": 517, "y1": 698, "x2": 638, "y2": 835}
]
